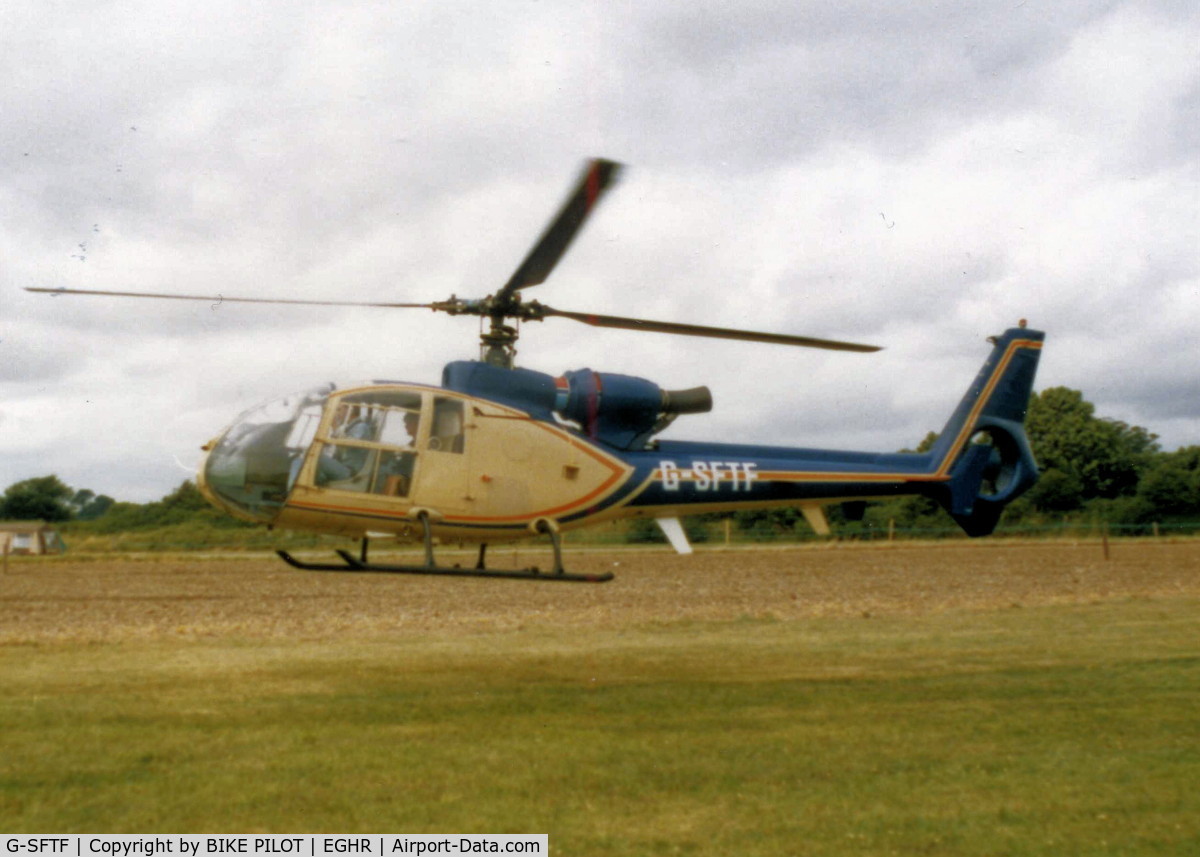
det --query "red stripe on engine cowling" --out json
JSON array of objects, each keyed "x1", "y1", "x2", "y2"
[{"x1": 585, "y1": 164, "x2": 601, "y2": 210}]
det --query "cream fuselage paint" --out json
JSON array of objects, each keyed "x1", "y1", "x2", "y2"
[{"x1": 273, "y1": 384, "x2": 634, "y2": 544}]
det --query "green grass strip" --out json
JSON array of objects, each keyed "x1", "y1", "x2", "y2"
[{"x1": 3, "y1": 600, "x2": 1199, "y2": 855}]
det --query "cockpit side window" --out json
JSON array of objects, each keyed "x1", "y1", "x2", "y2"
[{"x1": 314, "y1": 390, "x2": 423, "y2": 496}]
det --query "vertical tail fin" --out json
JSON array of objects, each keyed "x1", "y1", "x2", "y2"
[{"x1": 927, "y1": 327, "x2": 1044, "y2": 536}]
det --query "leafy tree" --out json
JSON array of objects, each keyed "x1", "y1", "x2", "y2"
[
  {"x1": 863, "y1": 494, "x2": 947, "y2": 534},
  {"x1": 733, "y1": 507, "x2": 802, "y2": 539},
  {"x1": 1024, "y1": 467, "x2": 1084, "y2": 513},
  {"x1": 1137, "y1": 446, "x2": 1200, "y2": 516},
  {"x1": 161, "y1": 480, "x2": 209, "y2": 513},
  {"x1": 624, "y1": 515, "x2": 710, "y2": 544},
  {"x1": 76, "y1": 494, "x2": 116, "y2": 520},
  {"x1": 1025, "y1": 387, "x2": 1158, "y2": 501},
  {"x1": 624, "y1": 516, "x2": 662, "y2": 543},
  {"x1": 900, "y1": 431, "x2": 940, "y2": 455},
  {"x1": 69, "y1": 488, "x2": 115, "y2": 520},
  {"x1": 82, "y1": 480, "x2": 227, "y2": 533},
  {"x1": 1088, "y1": 494, "x2": 1157, "y2": 529},
  {"x1": 0, "y1": 475, "x2": 74, "y2": 521}
]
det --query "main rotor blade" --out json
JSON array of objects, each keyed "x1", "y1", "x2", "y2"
[
  {"x1": 25, "y1": 287, "x2": 434, "y2": 309},
  {"x1": 499, "y1": 158, "x2": 622, "y2": 296},
  {"x1": 539, "y1": 305, "x2": 882, "y2": 352}
]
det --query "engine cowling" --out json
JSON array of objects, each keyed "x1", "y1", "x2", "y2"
[
  {"x1": 557, "y1": 369, "x2": 711, "y2": 448},
  {"x1": 441, "y1": 360, "x2": 711, "y2": 449}
]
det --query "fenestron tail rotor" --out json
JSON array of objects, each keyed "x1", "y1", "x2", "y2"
[{"x1": 26, "y1": 157, "x2": 882, "y2": 363}]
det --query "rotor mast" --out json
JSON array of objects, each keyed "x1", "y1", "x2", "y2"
[
  {"x1": 482, "y1": 294, "x2": 522, "y2": 368},
  {"x1": 426, "y1": 292, "x2": 535, "y2": 367}
]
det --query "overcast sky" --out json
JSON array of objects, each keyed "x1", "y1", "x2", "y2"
[{"x1": 4, "y1": 0, "x2": 1198, "y2": 502}]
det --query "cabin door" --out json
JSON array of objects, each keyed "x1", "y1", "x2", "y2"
[{"x1": 410, "y1": 395, "x2": 473, "y2": 515}]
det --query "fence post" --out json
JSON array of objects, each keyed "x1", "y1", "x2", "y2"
[{"x1": 1102, "y1": 523, "x2": 1110, "y2": 561}]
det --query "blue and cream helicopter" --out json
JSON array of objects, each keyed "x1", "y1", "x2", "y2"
[{"x1": 29, "y1": 159, "x2": 1044, "y2": 582}]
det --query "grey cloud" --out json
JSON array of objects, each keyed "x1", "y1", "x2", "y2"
[{"x1": 607, "y1": 1, "x2": 1123, "y2": 166}]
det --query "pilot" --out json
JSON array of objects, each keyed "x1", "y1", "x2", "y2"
[
  {"x1": 330, "y1": 405, "x2": 375, "y2": 441},
  {"x1": 316, "y1": 405, "x2": 377, "y2": 485}
]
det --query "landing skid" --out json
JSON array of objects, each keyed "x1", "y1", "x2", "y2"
[{"x1": 275, "y1": 516, "x2": 613, "y2": 583}]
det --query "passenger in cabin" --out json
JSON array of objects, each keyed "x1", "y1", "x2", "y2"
[
  {"x1": 430, "y1": 398, "x2": 465, "y2": 453},
  {"x1": 363, "y1": 409, "x2": 419, "y2": 496}
]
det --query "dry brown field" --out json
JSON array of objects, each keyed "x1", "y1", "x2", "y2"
[{"x1": 2, "y1": 539, "x2": 1197, "y2": 643}]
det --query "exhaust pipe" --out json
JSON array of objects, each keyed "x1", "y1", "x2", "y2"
[{"x1": 661, "y1": 386, "x2": 713, "y2": 415}]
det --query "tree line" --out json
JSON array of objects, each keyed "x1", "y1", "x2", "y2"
[
  {"x1": 0, "y1": 478, "x2": 249, "y2": 532},
  {"x1": 4, "y1": 386, "x2": 1199, "y2": 539}
]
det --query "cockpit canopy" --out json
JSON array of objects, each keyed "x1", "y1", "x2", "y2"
[{"x1": 201, "y1": 384, "x2": 332, "y2": 523}]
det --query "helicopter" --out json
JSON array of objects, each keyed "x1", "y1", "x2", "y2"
[{"x1": 29, "y1": 158, "x2": 1044, "y2": 582}]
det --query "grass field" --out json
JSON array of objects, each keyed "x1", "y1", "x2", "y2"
[{"x1": 2, "y1": 542, "x2": 1198, "y2": 854}]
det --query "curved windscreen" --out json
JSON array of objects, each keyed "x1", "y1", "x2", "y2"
[{"x1": 201, "y1": 385, "x2": 333, "y2": 523}]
